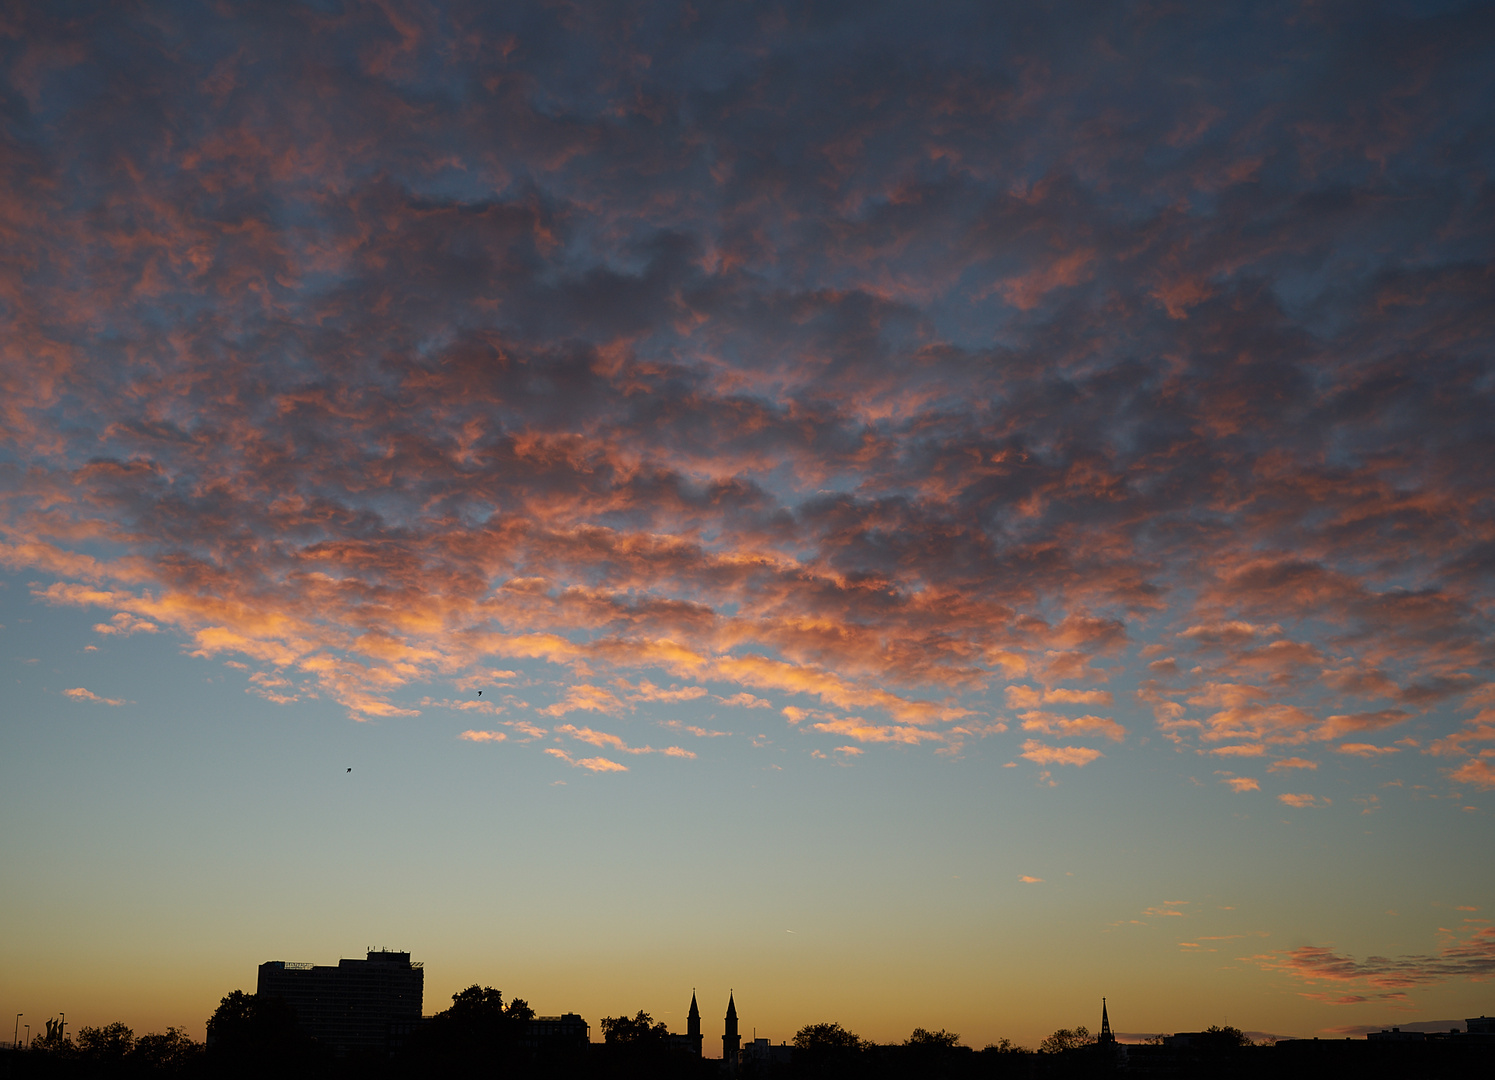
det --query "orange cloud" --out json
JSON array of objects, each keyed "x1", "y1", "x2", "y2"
[
  {"x1": 92, "y1": 612, "x2": 159, "y2": 636},
  {"x1": 809, "y1": 717, "x2": 944, "y2": 745},
  {"x1": 1019, "y1": 710, "x2": 1126, "y2": 742},
  {"x1": 539, "y1": 684, "x2": 624, "y2": 718},
  {"x1": 1277, "y1": 793, "x2": 1328, "y2": 808},
  {"x1": 62, "y1": 687, "x2": 125, "y2": 706},
  {"x1": 554, "y1": 724, "x2": 695, "y2": 758},
  {"x1": 1019, "y1": 740, "x2": 1103, "y2": 767},
  {"x1": 1451, "y1": 758, "x2": 1495, "y2": 790},
  {"x1": 545, "y1": 748, "x2": 628, "y2": 772},
  {"x1": 459, "y1": 730, "x2": 507, "y2": 743}
]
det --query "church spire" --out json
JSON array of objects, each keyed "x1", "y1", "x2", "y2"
[
  {"x1": 688, "y1": 990, "x2": 700, "y2": 1038},
  {"x1": 1098, "y1": 998, "x2": 1115, "y2": 1045},
  {"x1": 723, "y1": 992, "x2": 741, "y2": 1060}
]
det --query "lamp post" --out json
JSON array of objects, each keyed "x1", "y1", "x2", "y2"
[
  {"x1": 12, "y1": 1014, "x2": 19, "y2": 1051},
  {"x1": 59, "y1": 1013, "x2": 64, "y2": 1042}
]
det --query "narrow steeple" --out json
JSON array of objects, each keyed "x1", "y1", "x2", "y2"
[
  {"x1": 723, "y1": 991, "x2": 741, "y2": 1059},
  {"x1": 1098, "y1": 998, "x2": 1115, "y2": 1045},
  {"x1": 688, "y1": 990, "x2": 701, "y2": 1038}
]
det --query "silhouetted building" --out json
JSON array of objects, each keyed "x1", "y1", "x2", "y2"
[
  {"x1": 257, "y1": 949, "x2": 422, "y2": 1054},
  {"x1": 664, "y1": 991, "x2": 704, "y2": 1056},
  {"x1": 1098, "y1": 998, "x2": 1116, "y2": 1046},
  {"x1": 723, "y1": 992, "x2": 740, "y2": 1061},
  {"x1": 1470, "y1": 1016, "x2": 1494, "y2": 1035},
  {"x1": 740, "y1": 1037, "x2": 793, "y2": 1068},
  {"x1": 1367, "y1": 1026, "x2": 1431, "y2": 1042},
  {"x1": 523, "y1": 1013, "x2": 589, "y2": 1049}
]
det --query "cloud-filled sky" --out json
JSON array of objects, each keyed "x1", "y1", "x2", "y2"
[{"x1": 2, "y1": 0, "x2": 1493, "y2": 1049}]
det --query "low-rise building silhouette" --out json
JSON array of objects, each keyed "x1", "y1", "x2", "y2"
[
  {"x1": 257, "y1": 949, "x2": 423, "y2": 1054},
  {"x1": 523, "y1": 1012, "x2": 589, "y2": 1050}
]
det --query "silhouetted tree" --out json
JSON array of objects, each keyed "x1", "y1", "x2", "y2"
[
  {"x1": 892, "y1": 1028, "x2": 976, "y2": 1080},
  {"x1": 594, "y1": 1010, "x2": 711, "y2": 1080},
  {"x1": 1039, "y1": 1026, "x2": 1093, "y2": 1054},
  {"x1": 1202, "y1": 1024, "x2": 1253, "y2": 1048},
  {"x1": 982, "y1": 1037, "x2": 1026, "y2": 1053},
  {"x1": 600, "y1": 1011, "x2": 669, "y2": 1047},
  {"x1": 405, "y1": 985, "x2": 534, "y2": 1078},
  {"x1": 129, "y1": 1028, "x2": 204, "y2": 1076},
  {"x1": 206, "y1": 990, "x2": 319, "y2": 1076},
  {"x1": 74, "y1": 1023, "x2": 135, "y2": 1075},
  {"x1": 793, "y1": 1023, "x2": 864, "y2": 1054},
  {"x1": 791, "y1": 1022, "x2": 865, "y2": 1078}
]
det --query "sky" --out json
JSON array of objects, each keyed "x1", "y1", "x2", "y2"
[{"x1": 1, "y1": 0, "x2": 1493, "y2": 1053}]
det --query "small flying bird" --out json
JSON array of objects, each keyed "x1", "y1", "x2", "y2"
[
  {"x1": 346, "y1": 768, "x2": 352, "y2": 773},
  {"x1": 477, "y1": 690, "x2": 483, "y2": 697}
]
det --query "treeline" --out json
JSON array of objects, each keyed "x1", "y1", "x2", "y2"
[{"x1": 0, "y1": 992, "x2": 1258, "y2": 1080}]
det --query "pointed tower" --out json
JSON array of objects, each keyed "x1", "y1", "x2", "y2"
[
  {"x1": 1098, "y1": 998, "x2": 1115, "y2": 1045},
  {"x1": 723, "y1": 991, "x2": 741, "y2": 1060},
  {"x1": 687, "y1": 990, "x2": 702, "y2": 1055}
]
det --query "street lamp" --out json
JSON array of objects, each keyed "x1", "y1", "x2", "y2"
[{"x1": 12, "y1": 1014, "x2": 18, "y2": 1050}]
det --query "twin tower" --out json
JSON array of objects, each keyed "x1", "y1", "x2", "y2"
[{"x1": 677, "y1": 989, "x2": 739, "y2": 1058}]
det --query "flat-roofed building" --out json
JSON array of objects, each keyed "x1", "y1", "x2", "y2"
[{"x1": 257, "y1": 949, "x2": 423, "y2": 1054}]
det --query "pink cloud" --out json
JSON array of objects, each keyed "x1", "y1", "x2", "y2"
[
  {"x1": 1250, "y1": 927, "x2": 1495, "y2": 993},
  {"x1": 459, "y1": 730, "x2": 507, "y2": 743}
]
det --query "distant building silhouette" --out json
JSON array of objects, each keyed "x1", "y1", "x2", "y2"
[
  {"x1": 740, "y1": 1037, "x2": 793, "y2": 1068},
  {"x1": 664, "y1": 990, "x2": 704, "y2": 1056},
  {"x1": 523, "y1": 1013, "x2": 589, "y2": 1050},
  {"x1": 723, "y1": 992, "x2": 740, "y2": 1061},
  {"x1": 1098, "y1": 997, "x2": 1115, "y2": 1046},
  {"x1": 257, "y1": 949, "x2": 422, "y2": 1054}
]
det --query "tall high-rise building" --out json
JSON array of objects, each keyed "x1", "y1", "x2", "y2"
[{"x1": 257, "y1": 949, "x2": 423, "y2": 1054}]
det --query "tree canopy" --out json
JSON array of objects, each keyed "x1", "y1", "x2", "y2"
[
  {"x1": 600, "y1": 1011, "x2": 669, "y2": 1046},
  {"x1": 1039, "y1": 1025, "x2": 1094, "y2": 1054},
  {"x1": 793, "y1": 1022, "x2": 865, "y2": 1054}
]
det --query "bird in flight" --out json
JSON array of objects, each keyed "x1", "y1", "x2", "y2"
[
  {"x1": 346, "y1": 768, "x2": 352, "y2": 773},
  {"x1": 477, "y1": 690, "x2": 483, "y2": 697}
]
